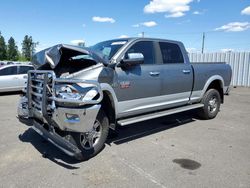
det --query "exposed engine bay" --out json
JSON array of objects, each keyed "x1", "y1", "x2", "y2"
[{"x1": 32, "y1": 44, "x2": 106, "y2": 77}]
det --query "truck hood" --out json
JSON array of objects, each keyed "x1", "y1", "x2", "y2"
[{"x1": 32, "y1": 44, "x2": 108, "y2": 69}]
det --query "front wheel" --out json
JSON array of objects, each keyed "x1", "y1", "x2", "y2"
[
  {"x1": 70, "y1": 109, "x2": 109, "y2": 160},
  {"x1": 198, "y1": 89, "x2": 221, "y2": 120}
]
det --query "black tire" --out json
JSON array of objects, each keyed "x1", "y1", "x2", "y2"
[
  {"x1": 198, "y1": 89, "x2": 221, "y2": 120},
  {"x1": 70, "y1": 109, "x2": 109, "y2": 161}
]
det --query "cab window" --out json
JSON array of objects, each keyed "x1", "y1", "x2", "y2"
[
  {"x1": 159, "y1": 42, "x2": 184, "y2": 64},
  {"x1": 125, "y1": 41, "x2": 155, "y2": 65}
]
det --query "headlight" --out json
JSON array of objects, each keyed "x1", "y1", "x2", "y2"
[{"x1": 55, "y1": 83, "x2": 98, "y2": 101}]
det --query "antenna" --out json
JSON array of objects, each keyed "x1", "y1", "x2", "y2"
[{"x1": 202, "y1": 32, "x2": 205, "y2": 53}]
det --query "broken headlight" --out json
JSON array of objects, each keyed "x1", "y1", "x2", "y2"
[{"x1": 55, "y1": 83, "x2": 98, "y2": 101}]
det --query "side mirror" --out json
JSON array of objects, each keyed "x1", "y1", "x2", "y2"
[{"x1": 119, "y1": 53, "x2": 144, "y2": 68}]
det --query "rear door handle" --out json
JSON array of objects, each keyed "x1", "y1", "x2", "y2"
[
  {"x1": 150, "y1": 72, "x2": 160, "y2": 76},
  {"x1": 182, "y1": 69, "x2": 191, "y2": 74}
]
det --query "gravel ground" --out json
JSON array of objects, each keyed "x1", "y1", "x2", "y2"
[{"x1": 0, "y1": 87, "x2": 250, "y2": 188}]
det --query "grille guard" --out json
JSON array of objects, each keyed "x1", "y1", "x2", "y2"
[
  {"x1": 26, "y1": 70, "x2": 103, "y2": 132},
  {"x1": 27, "y1": 70, "x2": 103, "y2": 109}
]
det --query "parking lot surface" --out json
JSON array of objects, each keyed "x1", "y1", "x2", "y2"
[{"x1": 0, "y1": 88, "x2": 250, "y2": 188}]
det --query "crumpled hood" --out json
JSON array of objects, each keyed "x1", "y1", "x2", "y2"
[
  {"x1": 66, "y1": 64, "x2": 105, "y2": 80},
  {"x1": 32, "y1": 44, "x2": 107, "y2": 69}
]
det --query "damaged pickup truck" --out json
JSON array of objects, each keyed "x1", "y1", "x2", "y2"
[{"x1": 18, "y1": 38, "x2": 232, "y2": 160}]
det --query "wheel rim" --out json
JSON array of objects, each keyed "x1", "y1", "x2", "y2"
[
  {"x1": 208, "y1": 96, "x2": 218, "y2": 113},
  {"x1": 80, "y1": 120, "x2": 102, "y2": 150}
]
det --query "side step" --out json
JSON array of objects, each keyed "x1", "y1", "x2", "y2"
[{"x1": 117, "y1": 103, "x2": 204, "y2": 126}]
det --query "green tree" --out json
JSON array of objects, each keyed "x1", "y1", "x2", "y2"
[
  {"x1": 17, "y1": 51, "x2": 27, "y2": 62},
  {"x1": 21, "y1": 35, "x2": 38, "y2": 61},
  {"x1": 7, "y1": 37, "x2": 19, "y2": 61},
  {"x1": 0, "y1": 32, "x2": 7, "y2": 60}
]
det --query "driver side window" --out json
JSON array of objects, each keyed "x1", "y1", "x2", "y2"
[{"x1": 125, "y1": 41, "x2": 155, "y2": 65}]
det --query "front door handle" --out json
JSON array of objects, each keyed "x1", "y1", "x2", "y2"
[
  {"x1": 150, "y1": 72, "x2": 160, "y2": 76},
  {"x1": 182, "y1": 69, "x2": 191, "y2": 74}
]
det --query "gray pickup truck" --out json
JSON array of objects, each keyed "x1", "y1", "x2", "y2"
[{"x1": 18, "y1": 38, "x2": 232, "y2": 160}]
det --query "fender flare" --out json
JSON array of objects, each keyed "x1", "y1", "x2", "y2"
[
  {"x1": 99, "y1": 83, "x2": 119, "y2": 118},
  {"x1": 200, "y1": 75, "x2": 224, "y2": 98}
]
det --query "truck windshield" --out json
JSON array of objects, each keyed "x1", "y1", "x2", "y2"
[{"x1": 90, "y1": 39, "x2": 128, "y2": 61}]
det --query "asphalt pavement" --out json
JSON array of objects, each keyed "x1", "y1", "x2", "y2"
[{"x1": 0, "y1": 88, "x2": 250, "y2": 188}]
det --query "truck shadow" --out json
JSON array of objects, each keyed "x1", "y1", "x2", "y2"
[
  {"x1": 107, "y1": 110, "x2": 198, "y2": 145},
  {"x1": 18, "y1": 128, "x2": 81, "y2": 169},
  {"x1": 18, "y1": 110, "x2": 199, "y2": 169}
]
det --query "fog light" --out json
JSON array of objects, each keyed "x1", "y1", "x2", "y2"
[{"x1": 65, "y1": 113, "x2": 80, "y2": 123}]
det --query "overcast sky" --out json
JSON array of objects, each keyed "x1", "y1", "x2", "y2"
[{"x1": 0, "y1": 0, "x2": 250, "y2": 52}]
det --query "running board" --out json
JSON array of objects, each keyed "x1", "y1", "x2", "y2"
[{"x1": 117, "y1": 103, "x2": 204, "y2": 126}]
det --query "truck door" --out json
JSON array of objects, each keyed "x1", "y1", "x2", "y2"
[
  {"x1": 114, "y1": 41, "x2": 162, "y2": 117},
  {"x1": 158, "y1": 42, "x2": 193, "y2": 108}
]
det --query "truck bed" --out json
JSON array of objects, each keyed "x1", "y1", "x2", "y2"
[{"x1": 191, "y1": 62, "x2": 232, "y2": 92}]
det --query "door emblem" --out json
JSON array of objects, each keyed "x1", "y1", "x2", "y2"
[{"x1": 120, "y1": 81, "x2": 130, "y2": 89}]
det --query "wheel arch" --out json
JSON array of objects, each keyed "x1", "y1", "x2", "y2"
[
  {"x1": 202, "y1": 75, "x2": 224, "y2": 103},
  {"x1": 100, "y1": 83, "x2": 118, "y2": 129}
]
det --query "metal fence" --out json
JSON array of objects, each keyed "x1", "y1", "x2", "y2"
[{"x1": 189, "y1": 52, "x2": 250, "y2": 87}]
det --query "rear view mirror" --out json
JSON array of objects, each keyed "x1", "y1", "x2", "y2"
[{"x1": 119, "y1": 53, "x2": 144, "y2": 68}]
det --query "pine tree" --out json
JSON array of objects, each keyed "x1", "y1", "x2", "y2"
[
  {"x1": 0, "y1": 32, "x2": 7, "y2": 60},
  {"x1": 21, "y1": 35, "x2": 38, "y2": 61},
  {"x1": 7, "y1": 37, "x2": 18, "y2": 61}
]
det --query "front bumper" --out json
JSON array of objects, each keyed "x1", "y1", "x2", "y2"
[
  {"x1": 52, "y1": 105, "x2": 101, "y2": 132},
  {"x1": 18, "y1": 96, "x2": 101, "y2": 133},
  {"x1": 32, "y1": 120, "x2": 82, "y2": 159}
]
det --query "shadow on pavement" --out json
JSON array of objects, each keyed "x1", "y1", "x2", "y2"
[
  {"x1": 19, "y1": 128, "x2": 81, "y2": 169},
  {"x1": 18, "y1": 110, "x2": 199, "y2": 169},
  {"x1": 107, "y1": 110, "x2": 198, "y2": 145}
]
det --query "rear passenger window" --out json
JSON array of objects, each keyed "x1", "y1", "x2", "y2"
[
  {"x1": 0, "y1": 66, "x2": 17, "y2": 76},
  {"x1": 159, "y1": 42, "x2": 184, "y2": 64},
  {"x1": 126, "y1": 41, "x2": 155, "y2": 64},
  {"x1": 18, "y1": 66, "x2": 34, "y2": 74}
]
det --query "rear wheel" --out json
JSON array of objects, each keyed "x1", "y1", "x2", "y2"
[
  {"x1": 198, "y1": 89, "x2": 221, "y2": 120},
  {"x1": 70, "y1": 109, "x2": 109, "y2": 160}
]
